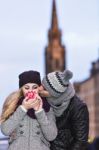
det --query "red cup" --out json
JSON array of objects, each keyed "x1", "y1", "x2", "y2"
[{"x1": 25, "y1": 91, "x2": 37, "y2": 100}]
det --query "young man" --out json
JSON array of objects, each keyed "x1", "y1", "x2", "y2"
[{"x1": 40, "y1": 69, "x2": 89, "y2": 150}]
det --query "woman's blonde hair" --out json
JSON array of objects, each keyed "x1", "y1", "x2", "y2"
[{"x1": 0, "y1": 89, "x2": 23, "y2": 123}]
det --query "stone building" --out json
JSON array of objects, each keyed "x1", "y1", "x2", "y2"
[
  {"x1": 45, "y1": 0, "x2": 66, "y2": 74},
  {"x1": 74, "y1": 58, "x2": 99, "y2": 138}
]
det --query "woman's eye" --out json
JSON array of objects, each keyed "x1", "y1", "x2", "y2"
[
  {"x1": 33, "y1": 86, "x2": 38, "y2": 89},
  {"x1": 25, "y1": 87, "x2": 29, "y2": 90}
]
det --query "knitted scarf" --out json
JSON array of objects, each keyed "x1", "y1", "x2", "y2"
[{"x1": 46, "y1": 83, "x2": 75, "y2": 117}]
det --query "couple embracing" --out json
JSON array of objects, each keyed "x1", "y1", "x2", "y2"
[{"x1": 0, "y1": 69, "x2": 89, "y2": 150}]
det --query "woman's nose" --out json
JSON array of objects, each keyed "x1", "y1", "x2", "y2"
[{"x1": 28, "y1": 89, "x2": 33, "y2": 92}]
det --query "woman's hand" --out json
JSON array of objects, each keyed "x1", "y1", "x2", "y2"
[
  {"x1": 22, "y1": 95, "x2": 43, "y2": 111},
  {"x1": 31, "y1": 95, "x2": 43, "y2": 111},
  {"x1": 22, "y1": 97, "x2": 37, "y2": 110}
]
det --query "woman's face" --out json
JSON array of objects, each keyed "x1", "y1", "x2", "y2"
[{"x1": 22, "y1": 83, "x2": 39, "y2": 97}]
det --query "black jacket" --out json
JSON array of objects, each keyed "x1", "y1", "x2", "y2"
[{"x1": 50, "y1": 95, "x2": 89, "y2": 150}]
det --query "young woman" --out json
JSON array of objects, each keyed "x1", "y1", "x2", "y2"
[{"x1": 0, "y1": 70, "x2": 57, "y2": 150}]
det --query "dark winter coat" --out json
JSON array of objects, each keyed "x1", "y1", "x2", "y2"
[{"x1": 50, "y1": 95, "x2": 89, "y2": 150}]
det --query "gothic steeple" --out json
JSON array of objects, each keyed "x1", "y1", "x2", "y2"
[
  {"x1": 51, "y1": 0, "x2": 58, "y2": 32},
  {"x1": 48, "y1": 0, "x2": 61, "y2": 44},
  {"x1": 45, "y1": 0, "x2": 66, "y2": 74}
]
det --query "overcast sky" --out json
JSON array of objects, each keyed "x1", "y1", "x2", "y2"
[{"x1": 0, "y1": 0, "x2": 99, "y2": 137}]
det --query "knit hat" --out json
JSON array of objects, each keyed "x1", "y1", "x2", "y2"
[
  {"x1": 19, "y1": 70, "x2": 41, "y2": 88},
  {"x1": 42, "y1": 70, "x2": 73, "y2": 97}
]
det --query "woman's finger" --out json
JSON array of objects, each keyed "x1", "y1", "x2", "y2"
[
  {"x1": 23, "y1": 97, "x2": 29, "y2": 103},
  {"x1": 31, "y1": 99, "x2": 39, "y2": 105}
]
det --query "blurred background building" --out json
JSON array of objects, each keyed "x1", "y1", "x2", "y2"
[
  {"x1": 74, "y1": 58, "x2": 99, "y2": 138},
  {"x1": 45, "y1": 0, "x2": 66, "y2": 74}
]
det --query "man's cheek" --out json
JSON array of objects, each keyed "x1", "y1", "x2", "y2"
[{"x1": 42, "y1": 90, "x2": 51, "y2": 97}]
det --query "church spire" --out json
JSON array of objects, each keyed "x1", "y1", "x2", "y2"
[
  {"x1": 51, "y1": 0, "x2": 58, "y2": 32},
  {"x1": 45, "y1": 0, "x2": 66, "y2": 74},
  {"x1": 48, "y1": 0, "x2": 61, "y2": 42}
]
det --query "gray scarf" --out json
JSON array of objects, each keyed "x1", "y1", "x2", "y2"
[{"x1": 47, "y1": 83, "x2": 75, "y2": 117}]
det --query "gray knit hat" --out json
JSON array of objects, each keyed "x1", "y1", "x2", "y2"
[{"x1": 42, "y1": 70, "x2": 73, "y2": 97}]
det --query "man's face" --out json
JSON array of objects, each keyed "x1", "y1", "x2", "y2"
[{"x1": 38, "y1": 85, "x2": 51, "y2": 97}]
